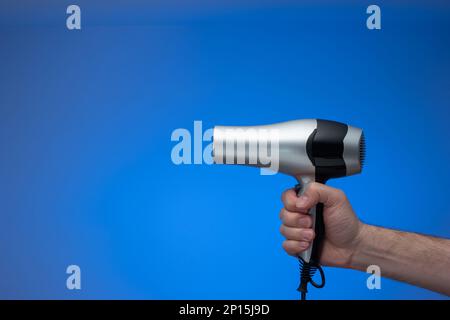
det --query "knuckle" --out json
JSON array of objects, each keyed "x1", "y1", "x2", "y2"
[
  {"x1": 335, "y1": 189, "x2": 348, "y2": 205},
  {"x1": 304, "y1": 216, "x2": 313, "y2": 227},
  {"x1": 282, "y1": 189, "x2": 297, "y2": 209},
  {"x1": 298, "y1": 229, "x2": 307, "y2": 240},
  {"x1": 282, "y1": 241, "x2": 299, "y2": 255},
  {"x1": 297, "y1": 215, "x2": 309, "y2": 227},
  {"x1": 278, "y1": 208, "x2": 285, "y2": 220},
  {"x1": 282, "y1": 241, "x2": 292, "y2": 253},
  {"x1": 282, "y1": 211, "x2": 293, "y2": 224},
  {"x1": 298, "y1": 230, "x2": 306, "y2": 240},
  {"x1": 281, "y1": 191, "x2": 286, "y2": 203},
  {"x1": 300, "y1": 241, "x2": 310, "y2": 249},
  {"x1": 309, "y1": 182, "x2": 320, "y2": 192},
  {"x1": 285, "y1": 197, "x2": 294, "y2": 209},
  {"x1": 281, "y1": 190, "x2": 291, "y2": 204},
  {"x1": 304, "y1": 229, "x2": 314, "y2": 241},
  {"x1": 336, "y1": 189, "x2": 346, "y2": 200}
]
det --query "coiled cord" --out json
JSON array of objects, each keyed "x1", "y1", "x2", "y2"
[{"x1": 297, "y1": 257, "x2": 325, "y2": 300}]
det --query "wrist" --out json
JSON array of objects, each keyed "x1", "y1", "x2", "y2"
[{"x1": 347, "y1": 222, "x2": 376, "y2": 270}]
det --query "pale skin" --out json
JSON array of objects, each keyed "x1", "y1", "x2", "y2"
[{"x1": 279, "y1": 182, "x2": 450, "y2": 296}]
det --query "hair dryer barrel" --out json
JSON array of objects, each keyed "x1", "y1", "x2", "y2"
[{"x1": 213, "y1": 119, "x2": 365, "y2": 182}]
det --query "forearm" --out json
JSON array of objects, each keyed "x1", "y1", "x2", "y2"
[{"x1": 349, "y1": 224, "x2": 450, "y2": 296}]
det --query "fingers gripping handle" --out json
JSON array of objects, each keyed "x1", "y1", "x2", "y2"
[{"x1": 295, "y1": 184, "x2": 325, "y2": 265}]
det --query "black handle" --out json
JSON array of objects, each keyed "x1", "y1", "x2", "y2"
[
  {"x1": 294, "y1": 183, "x2": 326, "y2": 299},
  {"x1": 310, "y1": 203, "x2": 325, "y2": 265}
]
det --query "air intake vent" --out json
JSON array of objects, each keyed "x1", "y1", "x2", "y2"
[{"x1": 359, "y1": 132, "x2": 366, "y2": 169}]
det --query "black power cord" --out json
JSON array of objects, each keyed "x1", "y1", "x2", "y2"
[{"x1": 297, "y1": 257, "x2": 325, "y2": 300}]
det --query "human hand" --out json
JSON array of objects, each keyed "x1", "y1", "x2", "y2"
[{"x1": 279, "y1": 182, "x2": 365, "y2": 268}]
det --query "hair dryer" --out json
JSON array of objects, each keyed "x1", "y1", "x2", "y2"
[{"x1": 212, "y1": 119, "x2": 365, "y2": 299}]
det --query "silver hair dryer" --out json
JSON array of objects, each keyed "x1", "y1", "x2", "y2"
[{"x1": 213, "y1": 119, "x2": 365, "y2": 299}]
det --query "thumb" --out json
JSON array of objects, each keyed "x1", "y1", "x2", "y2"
[{"x1": 295, "y1": 182, "x2": 346, "y2": 211}]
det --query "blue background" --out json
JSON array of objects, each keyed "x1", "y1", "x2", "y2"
[{"x1": 0, "y1": 1, "x2": 449, "y2": 299}]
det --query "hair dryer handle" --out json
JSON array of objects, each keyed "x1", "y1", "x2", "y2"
[{"x1": 295, "y1": 184, "x2": 325, "y2": 265}]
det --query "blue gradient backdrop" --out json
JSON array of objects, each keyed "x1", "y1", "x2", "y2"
[{"x1": 0, "y1": 1, "x2": 449, "y2": 299}]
